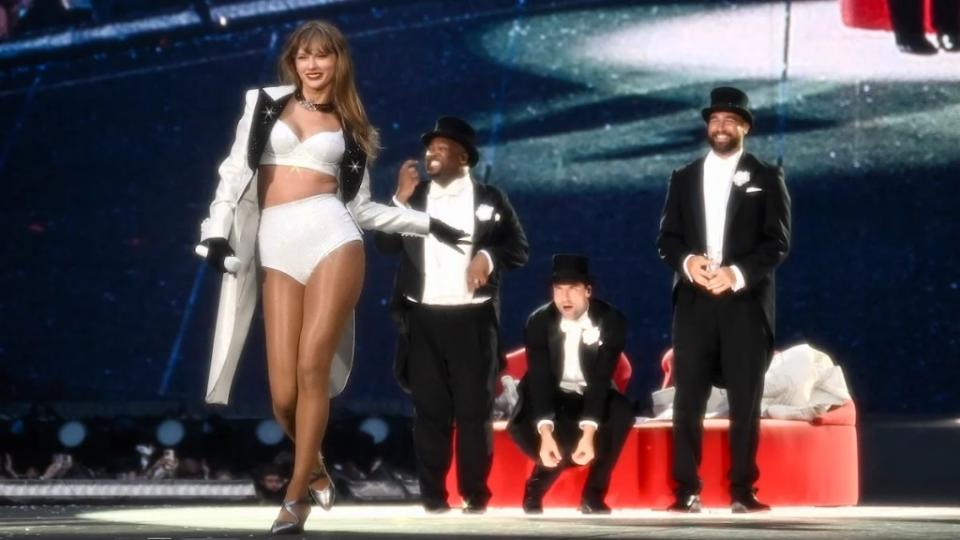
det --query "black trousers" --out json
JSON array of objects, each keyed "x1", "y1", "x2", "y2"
[
  {"x1": 889, "y1": 0, "x2": 960, "y2": 36},
  {"x1": 508, "y1": 387, "x2": 634, "y2": 503},
  {"x1": 407, "y1": 303, "x2": 498, "y2": 505},
  {"x1": 671, "y1": 285, "x2": 771, "y2": 499}
]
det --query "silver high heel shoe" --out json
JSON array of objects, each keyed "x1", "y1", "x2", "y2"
[
  {"x1": 270, "y1": 498, "x2": 311, "y2": 535},
  {"x1": 308, "y1": 454, "x2": 335, "y2": 511}
]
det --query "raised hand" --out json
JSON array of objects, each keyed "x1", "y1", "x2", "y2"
[{"x1": 395, "y1": 159, "x2": 421, "y2": 205}]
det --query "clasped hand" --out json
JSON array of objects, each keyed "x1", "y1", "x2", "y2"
[
  {"x1": 538, "y1": 429, "x2": 595, "y2": 468},
  {"x1": 686, "y1": 255, "x2": 736, "y2": 295}
]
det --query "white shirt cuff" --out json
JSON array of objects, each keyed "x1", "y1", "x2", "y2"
[
  {"x1": 681, "y1": 253, "x2": 695, "y2": 282},
  {"x1": 536, "y1": 419, "x2": 555, "y2": 433},
  {"x1": 478, "y1": 249, "x2": 494, "y2": 275},
  {"x1": 391, "y1": 195, "x2": 409, "y2": 208},
  {"x1": 578, "y1": 420, "x2": 599, "y2": 431},
  {"x1": 729, "y1": 265, "x2": 746, "y2": 291}
]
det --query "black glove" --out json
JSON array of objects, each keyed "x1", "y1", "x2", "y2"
[
  {"x1": 202, "y1": 237, "x2": 234, "y2": 273},
  {"x1": 429, "y1": 218, "x2": 470, "y2": 254}
]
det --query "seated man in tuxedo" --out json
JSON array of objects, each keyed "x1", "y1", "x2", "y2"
[{"x1": 507, "y1": 254, "x2": 634, "y2": 514}]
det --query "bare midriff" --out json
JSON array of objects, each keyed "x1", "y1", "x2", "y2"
[{"x1": 258, "y1": 166, "x2": 338, "y2": 208}]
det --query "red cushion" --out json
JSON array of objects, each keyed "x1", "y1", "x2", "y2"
[{"x1": 840, "y1": 0, "x2": 936, "y2": 32}]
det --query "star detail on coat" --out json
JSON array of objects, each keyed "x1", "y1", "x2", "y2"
[
  {"x1": 349, "y1": 161, "x2": 361, "y2": 173},
  {"x1": 262, "y1": 106, "x2": 276, "y2": 119}
]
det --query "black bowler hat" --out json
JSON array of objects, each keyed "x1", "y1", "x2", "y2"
[
  {"x1": 701, "y1": 86, "x2": 753, "y2": 127},
  {"x1": 551, "y1": 254, "x2": 593, "y2": 285},
  {"x1": 421, "y1": 116, "x2": 480, "y2": 167}
]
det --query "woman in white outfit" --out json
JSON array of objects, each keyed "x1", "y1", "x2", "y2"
[{"x1": 198, "y1": 20, "x2": 466, "y2": 534}]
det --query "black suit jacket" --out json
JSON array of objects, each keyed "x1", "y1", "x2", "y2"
[
  {"x1": 374, "y1": 179, "x2": 529, "y2": 392},
  {"x1": 516, "y1": 299, "x2": 628, "y2": 426},
  {"x1": 656, "y1": 151, "x2": 791, "y2": 338}
]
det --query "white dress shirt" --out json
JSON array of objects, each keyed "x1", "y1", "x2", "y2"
[
  {"x1": 398, "y1": 172, "x2": 493, "y2": 305},
  {"x1": 682, "y1": 149, "x2": 745, "y2": 291},
  {"x1": 537, "y1": 310, "x2": 600, "y2": 433}
]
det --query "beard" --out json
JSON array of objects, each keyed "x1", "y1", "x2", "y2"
[{"x1": 708, "y1": 131, "x2": 742, "y2": 154}]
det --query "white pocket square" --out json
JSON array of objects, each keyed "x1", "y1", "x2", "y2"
[{"x1": 746, "y1": 186, "x2": 763, "y2": 193}]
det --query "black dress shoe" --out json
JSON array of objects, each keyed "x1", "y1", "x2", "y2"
[
  {"x1": 731, "y1": 493, "x2": 770, "y2": 513},
  {"x1": 522, "y1": 496, "x2": 543, "y2": 514},
  {"x1": 521, "y1": 465, "x2": 560, "y2": 515},
  {"x1": 896, "y1": 34, "x2": 938, "y2": 55},
  {"x1": 462, "y1": 500, "x2": 487, "y2": 514},
  {"x1": 579, "y1": 499, "x2": 611, "y2": 515},
  {"x1": 423, "y1": 499, "x2": 451, "y2": 514},
  {"x1": 938, "y1": 32, "x2": 960, "y2": 52},
  {"x1": 666, "y1": 494, "x2": 702, "y2": 513}
]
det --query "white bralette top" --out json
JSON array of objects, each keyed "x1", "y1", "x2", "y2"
[{"x1": 259, "y1": 120, "x2": 344, "y2": 177}]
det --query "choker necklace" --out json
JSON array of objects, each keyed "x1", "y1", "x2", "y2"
[{"x1": 295, "y1": 91, "x2": 335, "y2": 113}]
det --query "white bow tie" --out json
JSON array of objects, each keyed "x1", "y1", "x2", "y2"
[
  {"x1": 560, "y1": 317, "x2": 591, "y2": 334},
  {"x1": 428, "y1": 179, "x2": 466, "y2": 199}
]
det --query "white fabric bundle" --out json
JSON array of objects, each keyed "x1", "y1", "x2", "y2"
[{"x1": 650, "y1": 343, "x2": 851, "y2": 421}]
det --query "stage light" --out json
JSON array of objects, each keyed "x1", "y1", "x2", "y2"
[
  {"x1": 156, "y1": 419, "x2": 185, "y2": 447},
  {"x1": 58, "y1": 421, "x2": 87, "y2": 448},
  {"x1": 218, "y1": 16, "x2": 228, "y2": 27},
  {"x1": 358, "y1": 417, "x2": 389, "y2": 445},
  {"x1": 256, "y1": 420, "x2": 284, "y2": 446}
]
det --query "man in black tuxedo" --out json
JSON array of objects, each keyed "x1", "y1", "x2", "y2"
[
  {"x1": 375, "y1": 116, "x2": 528, "y2": 514},
  {"x1": 507, "y1": 254, "x2": 633, "y2": 515},
  {"x1": 656, "y1": 87, "x2": 791, "y2": 513}
]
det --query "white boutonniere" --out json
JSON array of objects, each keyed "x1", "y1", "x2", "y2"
[
  {"x1": 732, "y1": 170, "x2": 751, "y2": 187},
  {"x1": 475, "y1": 204, "x2": 495, "y2": 221},
  {"x1": 582, "y1": 325, "x2": 601, "y2": 346}
]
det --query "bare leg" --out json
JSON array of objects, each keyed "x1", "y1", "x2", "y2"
[
  {"x1": 262, "y1": 269, "x2": 304, "y2": 440},
  {"x1": 284, "y1": 241, "x2": 365, "y2": 503},
  {"x1": 261, "y1": 269, "x2": 330, "y2": 479}
]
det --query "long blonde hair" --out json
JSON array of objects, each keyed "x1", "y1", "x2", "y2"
[{"x1": 279, "y1": 20, "x2": 380, "y2": 159}]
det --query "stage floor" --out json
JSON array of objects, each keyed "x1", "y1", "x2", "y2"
[{"x1": 2, "y1": 505, "x2": 959, "y2": 540}]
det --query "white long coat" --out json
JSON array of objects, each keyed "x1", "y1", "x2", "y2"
[{"x1": 199, "y1": 85, "x2": 430, "y2": 404}]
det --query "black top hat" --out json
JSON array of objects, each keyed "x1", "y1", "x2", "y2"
[
  {"x1": 421, "y1": 116, "x2": 480, "y2": 167},
  {"x1": 551, "y1": 253, "x2": 593, "y2": 285},
  {"x1": 701, "y1": 86, "x2": 753, "y2": 127}
]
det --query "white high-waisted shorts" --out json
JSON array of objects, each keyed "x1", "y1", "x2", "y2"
[{"x1": 258, "y1": 193, "x2": 362, "y2": 284}]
